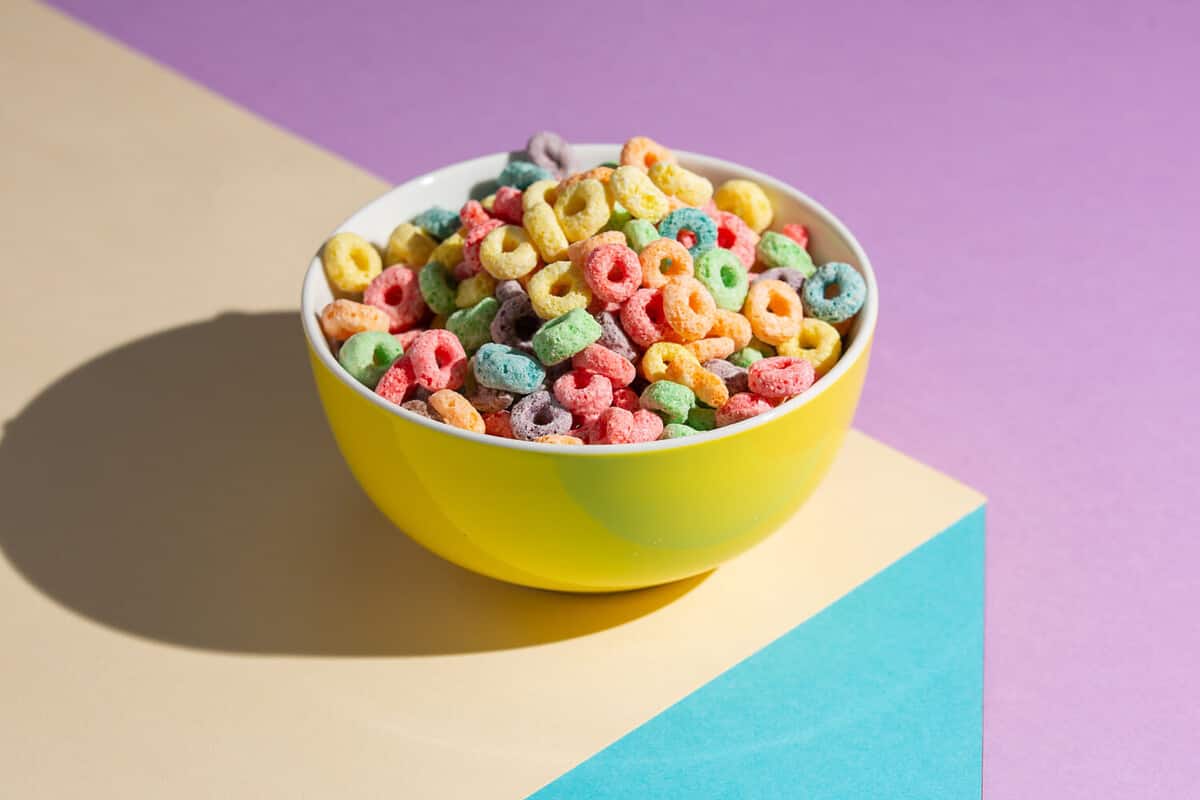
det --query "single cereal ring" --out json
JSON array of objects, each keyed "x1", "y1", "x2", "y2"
[
  {"x1": 522, "y1": 202, "x2": 570, "y2": 263},
  {"x1": 553, "y1": 179, "x2": 609, "y2": 242},
  {"x1": 619, "y1": 136, "x2": 676, "y2": 171},
  {"x1": 610, "y1": 166, "x2": 671, "y2": 222},
  {"x1": 467, "y1": 384, "x2": 513, "y2": 414},
  {"x1": 492, "y1": 186, "x2": 525, "y2": 225},
  {"x1": 412, "y1": 207, "x2": 460, "y2": 242},
  {"x1": 687, "y1": 406, "x2": 717, "y2": 431},
  {"x1": 498, "y1": 160, "x2": 553, "y2": 190},
  {"x1": 474, "y1": 343, "x2": 546, "y2": 395},
  {"x1": 525, "y1": 131, "x2": 575, "y2": 178},
  {"x1": 658, "y1": 207, "x2": 718, "y2": 257},
  {"x1": 407, "y1": 329, "x2": 468, "y2": 391},
  {"x1": 781, "y1": 223, "x2": 809, "y2": 249},
  {"x1": 713, "y1": 179, "x2": 774, "y2": 233},
  {"x1": 495, "y1": 279, "x2": 526, "y2": 303},
  {"x1": 709, "y1": 210, "x2": 759, "y2": 270},
  {"x1": 708, "y1": 308, "x2": 753, "y2": 350},
  {"x1": 777, "y1": 318, "x2": 842, "y2": 377},
  {"x1": 802, "y1": 262, "x2": 867, "y2": 324},
  {"x1": 638, "y1": 238, "x2": 694, "y2": 289},
  {"x1": 527, "y1": 260, "x2": 593, "y2": 320},
  {"x1": 754, "y1": 266, "x2": 806, "y2": 294},
  {"x1": 418, "y1": 261, "x2": 459, "y2": 316},
  {"x1": 522, "y1": 179, "x2": 560, "y2": 211},
  {"x1": 728, "y1": 347, "x2": 764, "y2": 368},
  {"x1": 583, "y1": 244, "x2": 643, "y2": 304},
  {"x1": 593, "y1": 310, "x2": 638, "y2": 362},
  {"x1": 401, "y1": 398, "x2": 440, "y2": 421},
  {"x1": 757, "y1": 231, "x2": 815, "y2": 275},
  {"x1": 558, "y1": 166, "x2": 613, "y2": 192},
  {"x1": 429, "y1": 389, "x2": 486, "y2": 433},
  {"x1": 445, "y1": 296, "x2": 499, "y2": 353},
  {"x1": 510, "y1": 390, "x2": 573, "y2": 441},
  {"x1": 338, "y1": 331, "x2": 404, "y2": 388},
  {"x1": 743, "y1": 279, "x2": 804, "y2": 345},
  {"x1": 531, "y1": 307, "x2": 602, "y2": 365},
  {"x1": 611, "y1": 386, "x2": 639, "y2": 412},
  {"x1": 715, "y1": 392, "x2": 773, "y2": 427},
  {"x1": 665, "y1": 359, "x2": 730, "y2": 408},
  {"x1": 592, "y1": 407, "x2": 636, "y2": 444},
  {"x1": 621, "y1": 287, "x2": 674, "y2": 348},
  {"x1": 459, "y1": 200, "x2": 492, "y2": 230},
  {"x1": 639, "y1": 380, "x2": 695, "y2": 425},
  {"x1": 455, "y1": 270, "x2": 497, "y2": 308},
  {"x1": 572, "y1": 343, "x2": 636, "y2": 387},
  {"x1": 553, "y1": 369, "x2": 614, "y2": 417},
  {"x1": 323, "y1": 232, "x2": 382, "y2": 293},
  {"x1": 427, "y1": 232, "x2": 465, "y2": 270},
  {"x1": 364, "y1": 265, "x2": 427, "y2": 332},
  {"x1": 479, "y1": 224, "x2": 539, "y2": 280},
  {"x1": 623, "y1": 218, "x2": 662, "y2": 252},
  {"x1": 484, "y1": 410, "x2": 515, "y2": 438},
  {"x1": 375, "y1": 357, "x2": 416, "y2": 405},
  {"x1": 641, "y1": 341, "x2": 700, "y2": 383},
  {"x1": 662, "y1": 275, "x2": 718, "y2": 342},
  {"x1": 703, "y1": 358, "x2": 750, "y2": 395},
  {"x1": 694, "y1": 248, "x2": 750, "y2": 311},
  {"x1": 647, "y1": 162, "x2": 713, "y2": 206},
  {"x1": 319, "y1": 299, "x2": 389, "y2": 341},
  {"x1": 536, "y1": 433, "x2": 584, "y2": 445},
  {"x1": 489, "y1": 294, "x2": 542, "y2": 352},
  {"x1": 661, "y1": 423, "x2": 698, "y2": 439},
  {"x1": 459, "y1": 218, "x2": 504, "y2": 279},
  {"x1": 385, "y1": 223, "x2": 437, "y2": 268},
  {"x1": 687, "y1": 336, "x2": 735, "y2": 362},
  {"x1": 748, "y1": 356, "x2": 815, "y2": 399},
  {"x1": 630, "y1": 408, "x2": 665, "y2": 442}
]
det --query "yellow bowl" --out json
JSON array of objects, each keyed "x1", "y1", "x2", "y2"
[{"x1": 301, "y1": 145, "x2": 878, "y2": 592}]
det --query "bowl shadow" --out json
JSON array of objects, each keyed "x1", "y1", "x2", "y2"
[{"x1": 0, "y1": 312, "x2": 705, "y2": 656}]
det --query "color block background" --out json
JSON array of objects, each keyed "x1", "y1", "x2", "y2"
[{"x1": 3, "y1": 0, "x2": 1199, "y2": 796}]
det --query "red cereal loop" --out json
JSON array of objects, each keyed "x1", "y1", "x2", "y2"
[
  {"x1": 492, "y1": 186, "x2": 525, "y2": 225},
  {"x1": 620, "y1": 287, "x2": 674, "y2": 348},
  {"x1": 747, "y1": 356, "x2": 815, "y2": 399},
  {"x1": 458, "y1": 219, "x2": 503, "y2": 279},
  {"x1": 407, "y1": 329, "x2": 468, "y2": 391},
  {"x1": 611, "y1": 387, "x2": 639, "y2": 412},
  {"x1": 363, "y1": 265, "x2": 428, "y2": 332},
  {"x1": 593, "y1": 407, "x2": 637, "y2": 444},
  {"x1": 572, "y1": 344, "x2": 636, "y2": 387},
  {"x1": 715, "y1": 392, "x2": 774, "y2": 427},
  {"x1": 584, "y1": 244, "x2": 643, "y2": 304},
  {"x1": 393, "y1": 329, "x2": 424, "y2": 351},
  {"x1": 459, "y1": 200, "x2": 492, "y2": 230},
  {"x1": 631, "y1": 409, "x2": 664, "y2": 442},
  {"x1": 375, "y1": 358, "x2": 416, "y2": 404},
  {"x1": 781, "y1": 223, "x2": 809, "y2": 249},
  {"x1": 711, "y1": 210, "x2": 760, "y2": 270},
  {"x1": 484, "y1": 410, "x2": 514, "y2": 438},
  {"x1": 553, "y1": 370, "x2": 614, "y2": 417}
]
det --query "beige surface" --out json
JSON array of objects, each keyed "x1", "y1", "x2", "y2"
[{"x1": 0, "y1": 3, "x2": 985, "y2": 797}]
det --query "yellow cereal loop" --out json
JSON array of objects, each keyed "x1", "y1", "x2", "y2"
[
  {"x1": 385, "y1": 222, "x2": 437, "y2": 267},
  {"x1": 554, "y1": 179, "x2": 610, "y2": 242},
  {"x1": 777, "y1": 317, "x2": 843, "y2": 377},
  {"x1": 479, "y1": 224, "x2": 539, "y2": 279},
  {"x1": 523, "y1": 202, "x2": 570, "y2": 262},
  {"x1": 641, "y1": 342, "x2": 700, "y2": 383},
  {"x1": 713, "y1": 178, "x2": 774, "y2": 233},
  {"x1": 323, "y1": 232, "x2": 382, "y2": 293},
  {"x1": 455, "y1": 271, "x2": 497, "y2": 308},
  {"x1": 666, "y1": 359, "x2": 730, "y2": 408},
  {"x1": 527, "y1": 260, "x2": 593, "y2": 319},
  {"x1": 427, "y1": 231, "x2": 464, "y2": 269},
  {"x1": 648, "y1": 162, "x2": 714, "y2": 207},
  {"x1": 523, "y1": 179, "x2": 560, "y2": 210},
  {"x1": 610, "y1": 165, "x2": 671, "y2": 222}
]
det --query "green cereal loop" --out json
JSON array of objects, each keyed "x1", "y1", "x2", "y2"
[
  {"x1": 623, "y1": 218, "x2": 662, "y2": 253},
  {"x1": 756, "y1": 231, "x2": 816, "y2": 276},
  {"x1": 446, "y1": 296, "x2": 500, "y2": 353},
  {"x1": 694, "y1": 248, "x2": 750, "y2": 311},
  {"x1": 498, "y1": 160, "x2": 553, "y2": 190},
  {"x1": 337, "y1": 331, "x2": 404, "y2": 388},
  {"x1": 662, "y1": 423, "x2": 699, "y2": 439},
  {"x1": 686, "y1": 407, "x2": 717, "y2": 431},
  {"x1": 728, "y1": 347, "x2": 765, "y2": 368},
  {"x1": 604, "y1": 201, "x2": 634, "y2": 233},
  {"x1": 419, "y1": 261, "x2": 458, "y2": 315},
  {"x1": 411, "y1": 207, "x2": 461, "y2": 242},
  {"x1": 640, "y1": 380, "x2": 696, "y2": 425},
  {"x1": 531, "y1": 307, "x2": 602, "y2": 365}
]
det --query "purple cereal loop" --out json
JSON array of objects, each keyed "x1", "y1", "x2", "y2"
[
  {"x1": 401, "y1": 399, "x2": 442, "y2": 422},
  {"x1": 509, "y1": 390, "x2": 573, "y2": 441},
  {"x1": 703, "y1": 359, "x2": 749, "y2": 395},
  {"x1": 594, "y1": 311, "x2": 638, "y2": 362},
  {"x1": 467, "y1": 385, "x2": 513, "y2": 414},
  {"x1": 495, "y1": 279, "x2": 527, "y2": 303},
  {"x1": 409, "y1": 386, "x2": 432, "y2": 403},
  {"x1": 490, "y1": 294, "x2": 541, "y2": 352},
  {"x1": 754, "y1": 267, "x2": 806, "y2": 294},
  {"x1": 525, "y1": 131, "x2": 575, "y2": 179}
]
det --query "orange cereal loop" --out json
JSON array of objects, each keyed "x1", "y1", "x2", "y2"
[
  {"x1": 428, "y1": 389, "x2": 486, "y2": 433},
  {"x1": 619, "y1": 136, "x2": 677, "y2": 171},
  {"x1": 323, "y1": 232, "x2": 383, "y2": 293},
  {"x1": 708, "y1": 308, "x2": 753, "y2": 349},
  {"x1": 385, "y1": 223, "x2": 437, "y2": 268},
  {"x1": 535, "y1": 434, "x2": 585, "y2": 445},
  {"x1": 641, "y1": 341, "x2": 700, "y2": 383},
  {"x1": 568, "y1": 230, "x2": 626, "y2": 268},
  {"x1": 560, "y1": 166, "x2": 614, "y2": 191},
  {"x1": 553, "y1": 178, "x2": 610, "y2": 242},
  {"x1": 686, "y1": 336, "x2": 736, "y2": 362},
  {"x1": 662, "y1": 275, "x2": 717, "y2": 342},
  {"x1": 666, "y1": 359, "x2": 730, "y2": 409},
  {"x1": 743, "y1": 279, "x2": 804, "y2": 345},
  {"x1": 319, "y1": 299, "x2": 389, "y2": 341},
  {"x1": 638, "y1": 238, "x2": 694, "y2": 288}
]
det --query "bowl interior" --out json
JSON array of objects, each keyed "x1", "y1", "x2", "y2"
[{"x1": 301, "y1": 144, "x2": 877, "y2": 452}]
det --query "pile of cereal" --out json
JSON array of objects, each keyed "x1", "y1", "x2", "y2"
[{"x1": 317, "y1": 133, "x2": 867, "y2": 445}]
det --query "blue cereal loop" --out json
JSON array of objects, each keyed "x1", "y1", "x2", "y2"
[
  {"x1": 473, "y1": 343, "x2": 546, "y2": 395},
  {"x1": 802, "y1": 262, "x2": 867, "y2": 324},
  {"x1": 411, "y1": 207, "x2": 461, "y2": 241},
  {"x1": 497, "y1": 160, "x2": 553, "y2": 190},
  {"x1": 657, "y1": 207, "x2": 717, "y2": 257}
]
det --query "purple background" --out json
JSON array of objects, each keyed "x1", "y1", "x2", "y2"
[{"x1": 49, "y1": 0, "x2": 1200, "y2": 795}]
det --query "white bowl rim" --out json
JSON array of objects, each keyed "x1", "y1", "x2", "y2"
[{"x1": 301, "y1": 145, "x2": 878, "y2": 456}]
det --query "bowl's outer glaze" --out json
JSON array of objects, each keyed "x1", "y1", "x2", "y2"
[{"x1": 302, "y1": 145, "x2": 876, "y2": 591}]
